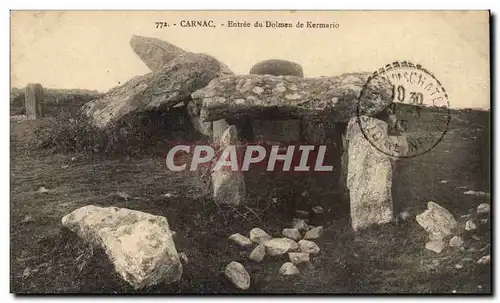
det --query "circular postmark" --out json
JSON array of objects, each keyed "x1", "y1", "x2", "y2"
[{"x1": 357, "y1": 61, "x2": 451, "y2": 158}]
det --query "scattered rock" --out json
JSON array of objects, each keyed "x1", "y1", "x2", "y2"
[
  {"x1": 449, "y1": 236, "x2": 464, "y2": 248},
  {"x1": 295, "y1": 210, "x2": 310, "y2": 219},
  {"x1": 279, "y1": 262, "x2": 300, "y2": 276},
  {"x1": 225, "y1": 261, "x2": 250, "y2": 290},
  {"x1": 477, "y1": 203, "x2": 490, "y2": 214},
  {"x1": 479, "y1": 219, "x2": 488, "y2": 225},
  {"x1": 477, "y1": 255, "x2": 490, "y2": 265},
  {"x1": 282, "y1": 228, "x2": 301, "y2": 241},
  {"x1": 464, "y1": 190, "x2": 489, "y2": 197},
  {"x1": 303, "y1": 226, "x2": 324, "y2": 240},
  {"x1": 249, "y1": 228, "x2": 273, "y2": 244},
  {"x1": 163, "y1": 193, "x2": 177, "y2": 198},
  {"x1": 311, "y1": 206, "x2": 325, "y2": 214},
  {"x1": 298, "y1": 240, "x2": 320, "y2": 255},
  {"x1": 264, "y1": 238, "x2": 298, "y2": 256},
  {"x1": 229, "y1": 233, "x2": 253, "y2": 247},
  {"x1": 61, "y1": 165, "x2": 69, "y2": 169},
  {"x1": 416, "y1": 201, "x2": 457, "y2": 241},
  {"x1": 454, "y1": 264, "x2": 463, "y2": 269},
  {"x1": 465, "y1": 220, "x2": 477, "y2": 231},
  {"x1": 179, "y1": 252, "x2": 189, "y2": 264},
  {"x1": 288, "y1": 252, "x2": 310, "y2": 265},
  {"x1": 425, "y1": 240, "x2": 445, "y2": 253},
  {"x1": 61, "y1": 205, "x2": 182, "y2": 289},
  {"x1": 249, "y1": 244, "x2": 266, "y2": 263},
  {"x1": 440, "y1": 180, "x2": 448, "y2": 184},
  {"x1": 292, "y1": 218, "x2": 309, "y2": 232}
]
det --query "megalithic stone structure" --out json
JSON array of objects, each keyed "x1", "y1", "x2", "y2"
[
  {"x1": 211, "y1": 121, "x2": 246, "y2": 205},
  {"x1": 25, "y1": 83, "x2": 44, "y2": 119}
]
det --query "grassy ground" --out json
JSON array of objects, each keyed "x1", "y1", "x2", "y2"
[{"x1": 10, "y1": 109, "x2": 491, "y2": 294}]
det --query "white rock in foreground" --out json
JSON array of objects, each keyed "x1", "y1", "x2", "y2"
[
  {"x1": 477, "y1": 255, "x2": 491, "y2": 265},
  {"x1": 477, "y1": 203, "x2": 490, "y2": 214},
  {"x1": 249, "y1": 228, "x2": 273, "y2": 244},
  {"x1": 465, "y1": 220, "x2": 477, "y2": 231},
  {"x1": 282, "y1": 228, "x2": 301, "y2": 241},
  {"x1": 61, "y1": 205, "x2": 182, "y2": 289},
  {"x1": 304, "y1": 226, "x2": 324, "y2": 240},
  {"x1": 228, "y1": 233, "x2": 253, "y2": 247},
  {"x1": 249, "y1": 244, "x2": 266, "y2": 262},
  {"x1": 279, "y1": 262, "x2": 300, "y2": 276},
  {"x1": 264, "y1": 238, "x2": 298, "y2": 256},
  {"x1": 225, "y1": 261, "x2": 251, "y2": 290},
  {"x1": 298, "y1": 240, "x2": 320, "y2": 255},
  {"x1": 449, "y1": 236, "x2": 464, "y2": 248},
  {"x1": 416, "y1": 201, "x2": 457, "y2": 241}
]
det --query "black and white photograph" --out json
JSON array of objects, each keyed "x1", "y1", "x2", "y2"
[{"x1": 9, "y1": 9, "x2": 492, "y2": 294}]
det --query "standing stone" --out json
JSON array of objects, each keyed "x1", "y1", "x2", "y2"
[
  {"x1": 212, "y1": 122, "x2": 245, "y2": 205},
  {"x1": 25, "y1": 83, "x2": 44, "y2": 119},
  {"x1": 346, "y1": 116, "x2": 394, "y2": 231}
]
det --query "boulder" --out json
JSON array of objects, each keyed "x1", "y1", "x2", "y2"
[
  {"x1": 288, "y1": 252, "x2": 310, "y2": 265},
  {"x1": 282, "y1": 228, "x2": 302, "y2": 241},
  {"x1": 298, "y1": 240, "x2": 320, "y2": 255},
  {"x1": 303, "y1": 226, "x2": 324, "y2": 240},
  {"x1": 250, "y1": 59, "x2": 304, "y2": 77},
  {"x1": 292, "y1": 218, "x2": 309, "y2": 232},
  {"x1": 346, "y1": 116, "x2": 394, "y2": 231},
  {"x1": 264, "y1": 238, "x2": 298, "y2": 256},
  {"x1": 477, "y1": 203, "x2": 490, "y2": 214},
  {"x1": 225, "y1": 261, "x2": 251, "y2": 290},
  {"x1": 249, "y1": 228, "x2": 273, "y2": 244},
  {"x1": 449, "y1": 236, "x2": 464, "y2": 248},
  {"x1": 477, "y1": 255, "x2": 490, "y2": 265},
  {"x1": 279, "y1": 262, "x2": 300, "y2": 276},
  {"x1": 193, "y1": 73, "x2": 393, "y2": 122},
  {"x1": 249, "y1": 244, "x2": 266, "y2": 262},
  {"x1": 228, "y1": 233, "x2": 253, "y2": 247},
  {"x1": 82, "y1": 53, "x2": 223, "y2": 129},
  {"x1": 130, "y1": 35, "x2": 233, "y2": 77},
  {"x1": 465, "y1": 220, "x2": 477, "y2": 231},
  {"x1": 416, "y1": 201, "x2": 457, "y2": 241},
  {"x1": 61, "y1": 205, "x2": 182, "y2": 289}
]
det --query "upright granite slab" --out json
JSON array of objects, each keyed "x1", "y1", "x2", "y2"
[{"x1": 346, "y1": 116, "x2": 394, "y2": 231}]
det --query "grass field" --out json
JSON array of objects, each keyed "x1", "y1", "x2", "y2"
[{"x1": 10, "y1": 107, "x2": 491, "y2": 294}]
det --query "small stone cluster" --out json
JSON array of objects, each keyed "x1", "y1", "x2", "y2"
[{"x1": 224, "y1": 207, "x2": 325, "y2": 290}]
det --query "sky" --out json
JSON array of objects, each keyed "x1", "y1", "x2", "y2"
[{"x1": 11, "y1": 10, "x2": 490, "y2": 109}]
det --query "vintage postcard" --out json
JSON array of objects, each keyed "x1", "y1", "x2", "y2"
[{"x1": 10, "y1": 10, "x2": 491, "y2": 294}]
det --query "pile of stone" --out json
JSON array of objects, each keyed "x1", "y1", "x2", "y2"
[{"x1": 224, "y1": 209, "x2": 325, "y2": 290}]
